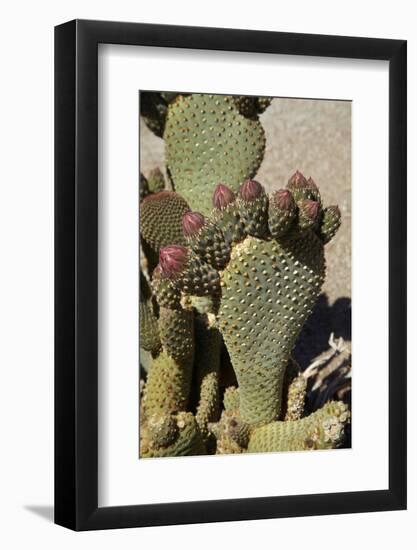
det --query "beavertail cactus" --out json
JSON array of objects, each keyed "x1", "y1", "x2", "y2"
[
  {"x1": 140, "y1": 92, "x2": 351, "y2": 458},
  {"x1": 155, "y1": 174, "x2": 341, "y2": 428},
  {"x1": 164, "y1": 94, "x2": 268, "y2": 215},
  {"x1": 248, "y1": 401, "x2": 349, "y2": 452}
]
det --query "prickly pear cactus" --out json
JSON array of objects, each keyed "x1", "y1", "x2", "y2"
[
  {"x1": 155, "y1": 173, "x2": 341, "y2": 428},
  {"x1": 164, "y1": 94, "x2": 267, "y2": 215},
  {"x1": 140, "y1": 91, "x2": 350, "y2": 458}
]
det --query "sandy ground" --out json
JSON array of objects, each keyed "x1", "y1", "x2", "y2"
[{"x1": 140, "y1": 97, "x2": 351, "y2": 367}]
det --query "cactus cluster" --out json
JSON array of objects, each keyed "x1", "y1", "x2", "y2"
[{"x1": 139, "y1": 92, "x2": 350, "y2": 458}]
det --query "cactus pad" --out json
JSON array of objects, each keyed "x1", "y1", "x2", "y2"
[
  {"x1": 140, "y1": 191, "x2": 190, "y2": 252},
  {"x1": 142, "y1": 351, "x2": 194, "y2": 418},
  {"x1": 164, "y1": 94, "x2": 267, "y2": 215},
  {"x1": 248, "y1": 401, "x2": 350, "y2": 452},
  {"x1": 154, "y1": 174, "x2": 341, "y2": 427}
]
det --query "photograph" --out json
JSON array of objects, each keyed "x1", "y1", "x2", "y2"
[
  {"x1": 0, "y1": 1, "x2": 409, "y2": 542},
  {"x1": 139, "y1": 92, "x2": 352, "y2": 458}
]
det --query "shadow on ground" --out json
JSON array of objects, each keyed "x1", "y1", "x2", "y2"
[
  {"x1": 24, "y1": 505, "x2": 54, "y2": 523},
  {"x1": 293, "y1": 293, "x2": 352, "y2": 369}
]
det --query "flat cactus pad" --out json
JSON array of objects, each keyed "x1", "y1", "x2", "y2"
[{"x1": 164, "y1": 94, "x2": 266, "y2": 215}]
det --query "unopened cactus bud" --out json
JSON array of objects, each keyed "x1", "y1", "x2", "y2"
[
  {"x1": 288, "y1": 171, "x2": 322, "y2": 203},
  {"x1": 159, "y1": 245, "x2": 188, "y2": 279},
  {"x1": 306, "y1": 177, "x2": 321, "y2": 201},
  {"x1": 302, "y1": 199, "x2": 320, "y2": 220},
  {"x1": 182, "y1": 211, "x2": 205, "y2": 237},
  {"x1": 269, "y1": 189, "x2": 297, "y2": 238},
  {"x1": 298, "y1": 199, "x2": 321, "y2": 231},
  {"x1": 288, "y1": 170, "x2": 307, "y2": 189},
  {"x1": 273, "y1": 189, "x2": 295, "y2": 211},
  {"x1": 213, "y1": 183, "x2": 236, "y2": 209},
  {"x1": 239, "y1": 179, "x2": 263, "y2": 202},
  {"x1": 238, "y1": 180, "x2": 268, "y2": 237}
]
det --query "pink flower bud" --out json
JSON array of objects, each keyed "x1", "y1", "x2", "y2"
[
  {"x1": 272, "y1": 189, "x2": 295, "y2": 210},
  {"x1": 183, "y1": 211, "x2": 205, "y2": 237},
  {"x1": 158, "y1": 245, "x2": 188, "y2": 278},
  {"x1": 302, "y1": 199, "x2": 320, "y2": 220},
  {"x1": 213, "y1": 183, "x2": 235, "y2": 209},
  {"x1": 239, "y1": 179, "x2": 263, "y2": 201},
  {"x1": 288, "y1": 170, "x2": 307, "y2": 188}
]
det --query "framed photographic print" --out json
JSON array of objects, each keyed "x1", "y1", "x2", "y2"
[{"x1": 55, "y1": 20, "x2": 407, "y2": 530}]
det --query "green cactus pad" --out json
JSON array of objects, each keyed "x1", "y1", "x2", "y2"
[
  {"x1": 140, "y1": 271, "x2": 161, "y2": 353},
  {"x1": 223, "y1": 386, "x2": 240, "y2": 412},
  {"x1": 218, "y1": 232, "x2": 325, "y2": 425},
  {"x1": 184, "y1": 214, "x2": 230, "y2": 270},
  {"x1": 152, "y1": 268, "x2": 182, "y2": 309},
  {"x1": 139, "y1": 299, "x2": 161, "y2": 354},
  {"x1": 211, "y1": 199, "x2": 246, "y2": 247},
  {"x1": 143, "y1": 351, "x2": 194, "y2": 417},
  {"x1": 180, "y1": 251, "x2": 221, "y2": 297},
  {"x1": 140, "y1": 191, "x2": 190, "y2": 254},
  {"x1": 248, "y1": 401, "x2": 350, "y2": 453},
  {"x1": 164, "y1": 94, "x2": 266, "y2": 215},
  {"x1": 158, "y1": 306, "x2": 194, "y2": 364},
  {"x1": 284, "y1": 373, "x2": 307, "y2": 421},
  {"x1": 140, "y1": 412, "x2": 206, "y2": 458},
  {"x1": 194, "y1": 319, "x2": 222, "y2": 440},
  {"x1": 319, "y1": 206, "x2": 342, "y2": 244}
]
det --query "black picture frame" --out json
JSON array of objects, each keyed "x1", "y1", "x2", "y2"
[{"x1": 55, "y1": 19, "x2": 407, "y2": 531}]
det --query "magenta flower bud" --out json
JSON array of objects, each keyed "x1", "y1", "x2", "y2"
[
  {"x1": 213, "y1": 183, "x2": 235, "y2": 209},
  {"x1": 239, "y1": 179, "x2": 263, "y2": 201},
  {"x1": 158, "y1": 245, "x2": 188, "y2": 278},
  {"x1": 272, "y1": 189, "x2": 295, "y2": 211},
  {"x1": 183, "y1": 211, "x2": 205, "y2": 237},
  {"x1": 288, "y1": 170, "x2": 307, "y2": 188},
  {"x1": 302, "y1": 199, "x2": 320, "y2": 220}
]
